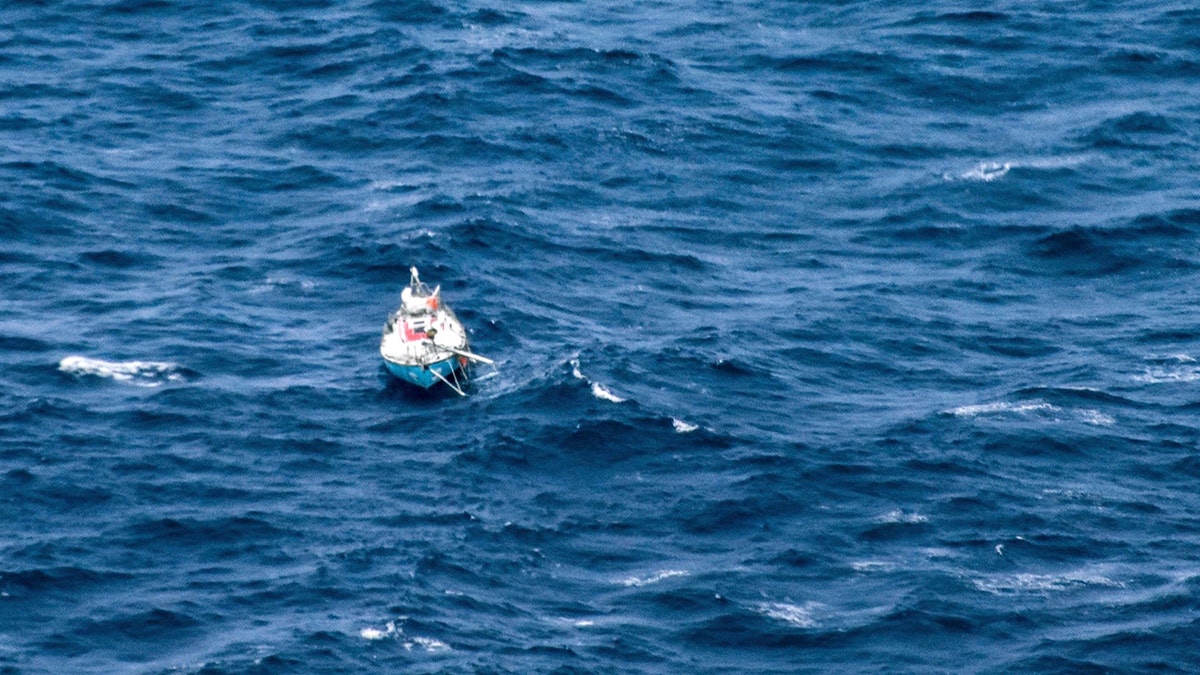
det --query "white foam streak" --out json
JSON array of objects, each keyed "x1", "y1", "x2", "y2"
[
  {"x1": 755, "y1": 602, "x2": 818, "y2": 628},
  {"x1": 851, "y1": 561, "x2": 895, "y2": 573},
  {"x1": 949, "y1": 401, "x2": 1059, "y2": 417},
  {"x1": 1135, "y1": 366, "x2": 1200, "y2": 383},
  {"x1": 945, "y1": 155, "x2": 1090, "y2": 183},
  {"x1": 958, "y1": 161, "x2": 1011, "y2": 182},
  {"x1": 1079, "y1": 410, "x2": 1115, "y2": 426},
  {"x1": 571, "y1": 358, "x2": 626, "y2": 403},
  {"x1": 973, "y1": 573, "x2": 1125, "y2": 595},
  {"x1": 406, "y1": 636, "x2": 450, "y2": 652},
  {"x1": 950, "y1": 399, "x2": 1117, "y2": 426},
  {"x1": 879, "y1": 510, "x2": 927, "y2": 524},
  {"x1": 672, "y1": 418, "x2": 698, "y2": 433},
  {"x1": 360, "y1": 627, "x2": 391, "y2": 641},
  {"x1": 591, "y1": 382, "x2": 626, "y2": 403},
  {"x1": 360, "y1": 621, "x2": 398, "y2": 641},
  {"x1": 620, "y1": 569, "x2": 688, "y2": 587},
  {"x1": 59, "y1": 355, "x2": 185, "y2": 387},
  {"x1": 254, "y1": 275, "x2": 315, "y2": 294},
  {"x1": 359, "y1": 620, "x2": 448, "y2": 652}
]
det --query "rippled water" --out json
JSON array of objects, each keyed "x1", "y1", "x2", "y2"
[{"x1": 3, "y1": 1, "x2": 1200, "y2": 672}]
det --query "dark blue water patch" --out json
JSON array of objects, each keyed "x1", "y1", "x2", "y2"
[
  {"x1": 112, "y1": 515, "x2": 302, "y2": 564},
  {"x1": 78, "y1": 248, "x2": 161, "y2": 270},
  {"x1": 102, "y1": 0, "x2": 177, "y2": 16},
  {"x1": 13, "y1": 479, "x2": 115, "y2": 515},
  {"x1": 1024, "y1": 227, "x2": 1184, "y2": 278},
  {"x1": 0, "y1": 206, "x2": 80, "y2": 239},
  {"x1": 0, "y1": 566, "x2": 133, "y2": 602},
  {"x1": 1013, "y1": 386, "x2": 1146, "y2": 409},
  {"x1": 40, "y1": 605, "x2": 210, "y2": 665},
  {"x1": 370, "y1": 0, "x2": 449, "y2": 25},
  {"x1": 909, "y1": 10, "x2": 1010, "y2": 25},
  {"x1": 0, "y1": 160, "x2": 123, "y2": 193},
  {"x1": 1012, "y1": 627, "x2": 1200, "y2": 673},
  {"x1": 214, "y1": 165, "x2": 346, "y2": 194},
  {"x1": 1080, "y1": 112, "x2": 1186, "y2": 149},
  {"x1": 1100, "y1": 47, "x2": 1200, "y2": 79},
  {"x1": 302, "y1": 235, "x2": 437, "y2": 283},
  {"x1": 414, "y1": 133, "x2": 528, "y2": 162},
  {"x1": 468, "y1": 8, "x2": 518, "y2": 26},
  {"x1": 281, "y1": 122, "x2": 390, "y2": 154},
  {"x1": 141, "y1": 199, "x2": 219, "y2": 225},
  {"x1": 0, "y1": 114, "x2": 46, "y2": 131},
  {"x1": 112, "y1": 82, "x2": 204, "y2": 114},
  {"x1": 967, "y1": 333, "x2": 1061, "y2": 359},
  {"x1": 0, "y1": 396, "x2": 93, "y2": 426},
  {"x1": 0, "y1": 335, "x2": 50, "y2": 352}
]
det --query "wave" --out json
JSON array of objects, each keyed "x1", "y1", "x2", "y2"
[
  {"x1": 672, "y1": 418, "x2": 699, "y2": 433},
  {"x1": 358, "y1": 620, "x2": 450, "y2": 652},
  {"x1": 972, "y1": 572, "x2": 1126, "y2": 595},
  {"x1": 877, "y1": 509, "x2": 928, "y2": 524},
  {"x1": 949, "y1": 401, "x2": 1059, "y2": 417},
  {"x1": 947, "y1": 399, "x2": 1115, "y2": 426},
  {"x1": 58, "y1": 355, "x2": 190, "y2": 387},
  {"x1": 953, "y1": 161, "x2": 1011, "y2": 182},
  {"x1": 569, "y1": 357, "x2": 626, "y2": 404},
  {"x1": 754, "y1": 601, "x2": 819, "y2": 629},
  {"x1": 619, "y1": 569, "x2": 689, "y2": 587},
  {"x1": 1134, "y1": 353, "x2": 1200, "y2": 383},
  {"x1": 1024, "y1": 223, "x2": 1197, "y2": 278}
]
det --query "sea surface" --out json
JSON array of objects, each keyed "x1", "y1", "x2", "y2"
[{"x1": 2, "y1": 1, "x2": 1200, "y2": 672}]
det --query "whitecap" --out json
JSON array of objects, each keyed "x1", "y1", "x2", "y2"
[
  {"x1": 950, "y1": 399, "x2": 1114, "y2": 426},
  {"x1": 569, "y1": 357, "x2": 586, "y2": 380},
  {"x1": 946, "y1": 161, "x2": 1012, "y2": 182},
  {"x1": 755, "y1": 601, "x2": 818, "y2": 628},
  {"x1": 360, "y1": 621, "x2": 398, "y2": 641},
  {"x1": 59, "y1": 355, "x2": 186, "y2": 388},
  {"x1": 851, "y1": 561, "x2": 894, "y2": 573},
  {"x1": 1079, "y1": 409, "x2": 1115, "y2": 426},
  {"x1": 620, "y1": 569, "x2": 688, "y2": 587},
  {"x1": 972, "y1": 573, "x2": 1125, "y2": 595},
  {"x1": 878, "y1": 509, "x2": 928, "y2": 524},
  {"x1": 1134, "y1": 366, "x2": 1200, "y2": 383},
  {"x1": 590, "y1": 382, "x2": 625, "y2": 403},
  {"x1": 570, "y1": 357, "x2": 626, "y2": 402},
  {"x1": 405, "y1": 636, "x2": 450, "y2": 652},
  {"x1": 255, "y1": 275, "x2": 315, "y2": 294},
  {"x1": 948, "y1": 401, "x2": 1059, "y2": 417},
  {"x1": 672, "y1": 418, "x2": 698, "y2": 433}
]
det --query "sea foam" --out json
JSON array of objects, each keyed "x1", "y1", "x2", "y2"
[
  {"x1": 755, "y1": 601, "x2": 818, "y2": 628},
  {"x1": 972, "y1": 572, "x2": 1125, "y2": 595},
  {"x1": 58, "y1": 355, "x2": 187, "y2": 387},
  {"x1": 619, "y1": 569, "x2": 688, "y2": 587},
  {"x1": 570, "y1": 358, "x2": 627, "y2": 403},
  {"x1": 949, "y1": 401, "x2": 1060, "y2": 417}
]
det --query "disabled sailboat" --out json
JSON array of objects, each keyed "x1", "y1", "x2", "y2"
[{"x1": 380, "y1": 267, "x2": 492, "y2": 396}]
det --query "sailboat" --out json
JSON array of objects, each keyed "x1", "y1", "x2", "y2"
[{"x1": 380, "y1": 267, "x2": 492, "y2": 395}]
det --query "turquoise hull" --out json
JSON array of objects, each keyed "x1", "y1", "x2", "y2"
[{"x1": 383, "y1": 355, "x2": 465, "y2": 389}]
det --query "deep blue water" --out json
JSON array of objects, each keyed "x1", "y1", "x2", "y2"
[{"x1": 3, "y1": 1, "x2": 1200, "y2": 672}]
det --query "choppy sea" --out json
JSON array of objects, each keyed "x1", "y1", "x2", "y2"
[{"x1": 3, "y1": 1, "x2": 1200, "y2": 672}]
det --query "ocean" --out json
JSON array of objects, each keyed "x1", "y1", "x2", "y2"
[{"x1": 3, "y1": 0, "x2": 1200, "y2": 672}]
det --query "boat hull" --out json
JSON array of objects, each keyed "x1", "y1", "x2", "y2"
[{"x1": 382, "y1": 355, "x2": 465, "y2": 389}]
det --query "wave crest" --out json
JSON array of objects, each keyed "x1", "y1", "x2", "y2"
[{"x1": 58, "y1": 356, "x2": 188, "y2": 387}]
